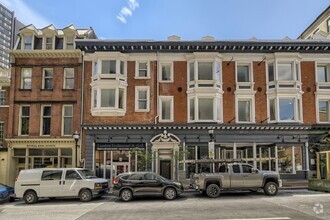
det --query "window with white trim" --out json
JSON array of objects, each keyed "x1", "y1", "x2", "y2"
[
  {"x1": 267, "y1": 62, "x2": 299, "y2": 82},
  {"x1": 317, "y1": 65, "x2": 330, "y2": 82},
  {"x1": 0, "y1": 122, "x2": 3, "y2": 145},
  {"x1": 236, "y1": 63, "x2": 253, "y2": 90},
  {"x1": 237, "y1": 100, "x2": 252, "y2": 122},
  {"x1": 43, "y1": 68, "x2": 53, "y2": 89},
  {"x1": 65, "y1": 36, "x2": 74, "y2": 50},
  {"x1": 20, "y1": 106, "x2": 30, "y2": 135},
  {"x1": 41, "y1": 106, "x2": 51, "y2": 135},
  {"x1": 189, "y1": 96, "x2": 222, "y2": 122},
  {"x1": 318, "y1": 100, "x2": 330, "y2": 123},
  {"x1": 188, "y1": 60, "x2": 221, "y2": 88},
  {"x1": 63, "y1": 68, "x2": 74, "y2": 89},
  {"x1": 160, "y1": 63, "x2": 173, "y2": 82},
  {"x1": 45, "y1": 37, "x2": 53, "y2": 50},
  {"x1": 102, "y1": 60, "x2": 116, "y2": 74},
  {"x1": 136, "y1": 61, "x2": 149, "y2": 78},
  {"x1": 159, "y1": 96, "x2": 173, "y2": 122},
  {"x1": 0, "y1": 90, "x2": 5, "y2": 106},
  {"x1": 135, "y1": 86, "x2": 150, "y2": 112},
  {"x1": 92, "y1": 86, "x2": 126, "y2": 116},
  {"x1": 23, "y1": 36, "x2": 32, "y2": 50},
  {"x1": 21, "y1": 68, "x2": 32, "y2": 89},
  {"x1": 268, "y1": 97, "x2": 302, "y2": 123},
  {"x1": 62, "y1": 105, "x2": 73, "y2": 136}
]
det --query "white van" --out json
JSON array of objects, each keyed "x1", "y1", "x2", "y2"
[{"x1": 15, "y1": 168, "x2": 109, "y2": 204}]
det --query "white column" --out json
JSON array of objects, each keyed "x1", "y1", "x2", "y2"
[
  {"x1": 92, "y1": 142, "x2": 95, "y2": 171},
  {"x1": 305, "y1": 142, "x2": 310, "y2": 171},
  {"x1": 253, "y1": 143, "x2": 257, "y2": 169},
  {"x1": 292, "y1": 146, "x2": 296, "y2": 174},
  {"x1": 275, "y1": 145, "x2": 279, "y2": 173},
  {"x1": 103, "y1": 151, "x2": 106, "y2": 178},
  {"x1": 151, "y1": 150, "x2": 155, "y2": 172},
  {"x1": 135, "y1": 151, "x2": 138, "y2": 172},
  {"x1": 233, "y1": 143, "x2": 237, "y2": 160},
  {"x1": 183, "y1": 142, "x2": 186, "y2": 172},
  {"x1": 155, "y1": 150, "x2": 159, "y2": 174}
]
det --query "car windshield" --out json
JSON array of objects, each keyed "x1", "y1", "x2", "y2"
[{"x1": 77, "y1": 169, "x2": 98, "y2": 179}]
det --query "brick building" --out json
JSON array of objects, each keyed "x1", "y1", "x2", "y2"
[
  {"x1": 4, "y1": 24, "x2": 96, "y2": 186},
  {"x1": 76, "y1": 38, "x2": 330, "y2": 182}
]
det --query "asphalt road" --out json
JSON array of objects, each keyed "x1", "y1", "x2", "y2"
[{"x1": 0, "y1": 189, "x2": 329, "y2": 220}]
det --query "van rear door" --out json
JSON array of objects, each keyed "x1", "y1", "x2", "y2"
[
  {"x1": 62, "y1": 170, "x2": 82, "y2": 197},
  {"x1": 40, "y1": 170, "x2": 63, "y2": 197}
]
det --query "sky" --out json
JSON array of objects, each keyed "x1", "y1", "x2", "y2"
[{"x1": 1, "y1": 0, "x2": 330, "y2": 40}]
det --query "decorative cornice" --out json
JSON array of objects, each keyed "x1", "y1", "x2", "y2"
[
  {"x1": 82, "y1": 124, "x2": 314, "y2": 131},
  {"x1": 76, "y1": 40, "x2": 330, "y2": 54},
  {"x1": 10, "y1": 49, "x2": 82, "y2": 59},
  {"x1": 5, "y1": 138, "x2": 75, "y2": 144},
  {"x1": 150, "y1": 130, "x2": 180, "y2": 143}
]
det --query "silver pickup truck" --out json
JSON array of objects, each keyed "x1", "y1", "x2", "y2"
[{"x1": 191, "y1": 163, "x2": 282, "y2": 198}]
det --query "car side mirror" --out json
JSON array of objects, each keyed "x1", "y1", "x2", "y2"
[{"x1": 251, "y1": 168, "x2": 258, "y2": 174}]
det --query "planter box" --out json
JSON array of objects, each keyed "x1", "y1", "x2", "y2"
[{"x1": 308, "y1": 179, "x2": 330, "y2": 192}]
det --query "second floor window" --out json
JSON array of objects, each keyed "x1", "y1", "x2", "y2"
[
  {"x1": 269, "y1": 97, "x2": 301, "y2": 122},
  {"x1": 0, "y1": 91, "x2": 5, "y2": 106},
  {"x1": 135, "y1": 86, "x2": 150, "y2": 112},
  {"x1": 159, "y1": 96, "x2": 173, "y2": 122},
  {"x1": 62, "y1": 105, "x2": 73, "y2": 135},
  {"x1": 20, "y1": 106, "x2": 30, "y2": 135},
  {"x1": 41, "y1": 106, "x2": 51, "y2": 135},
  {"x1": 21, "y1": 68, "x2": 32, "y2": 89},
  {"x1": 43, "y1": 68, "x2": 53, "y2": 89},
  {"x1": 317, "y1": 65, "x2": 330, "y2": 82},
  {"x1": 318, "y1": 100, "x2": 330, "y2": 122},
  {"x1": 64, "y1": 68, "x2": 74, "y2": 89},
  {"x1": 237, "y1": 100, "x2": 252, "y2": 122}
]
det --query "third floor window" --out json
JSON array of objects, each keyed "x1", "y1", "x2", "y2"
[
  {"x1": 63, "y1": 68, "x2": 74, "y2": 89},
  {"x1": 43, "y1": 68, "x2": 53, "y2": 89},
  {"x1": 317, "y1": 65, "x2": 330, "y2": 82},
  {"x1": 21, "y1": 68, "x2": 32, "y2": 89}
]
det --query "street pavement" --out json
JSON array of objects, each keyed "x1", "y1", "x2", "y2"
[{"x1": 0, "y1": 189, "x2": 329, "y2": 220}]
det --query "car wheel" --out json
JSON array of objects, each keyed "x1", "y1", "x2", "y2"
[
  {"x1": 206, "y1": 184, "x2": 221, "y2": 198},
  {"x1": 120, "y1": 189, "x2": 133, "y2": 202},
  {"x1": 164, "y1": 187, "x2": 177, "y2": 200},
  {"x1": 264, "y1": 182, "x2": 278, "y2": 196},
  {"x1": 79, "y1": 189, "x2": 92, "y2": 202},
  {"x1": 24, "y1": 191, "x2": 38, "y2": 204}
]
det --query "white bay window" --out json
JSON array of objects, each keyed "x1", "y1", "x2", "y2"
[
  {"x1": 188, "y1": 95, "x2": 222, "y2": 123},
  {"x1": 317, "y1": 99, "x2": 330, "y2": 123},
  {"x1": 268, "y1": 96, "x2": 302, "y2": 123}
]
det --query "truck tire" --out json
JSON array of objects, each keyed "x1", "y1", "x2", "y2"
[
  {"x1": 264, "y1": 182, "x2": 278, "y2": 196},
  {"x1": 79, "y1": 189, "x2": 92, "y2": 202},
  {"x1": 206, "y1": 184, "x2": 221, "y2": 198}
]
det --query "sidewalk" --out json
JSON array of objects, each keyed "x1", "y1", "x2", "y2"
[{"x1": 281, "y1": 179, "x2": 308, "y2": 190}]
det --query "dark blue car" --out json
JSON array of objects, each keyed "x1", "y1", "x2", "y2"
[{"x1": 0, "y1": 183, "x2": 15, "y2": 203}]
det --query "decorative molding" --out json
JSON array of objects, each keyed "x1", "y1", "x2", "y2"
[
  {"x1": 10, "y1": 50, "x2": 82, "y2": 59},
  {"x1": 150, "y1": 130, "x2": 180, "y2": 143}
]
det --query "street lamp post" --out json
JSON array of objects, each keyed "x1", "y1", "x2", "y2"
[
  {"x1": 73, "y1": 131, "x2": 80, "y2": 168},
  {"x1": 208, "y1": 128, "x2": 215, "y2": 172}
]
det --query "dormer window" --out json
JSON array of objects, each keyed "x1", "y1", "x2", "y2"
[
  {"x1": 45, "y1": 37, "x2": 53, "y2": 50},
  {"x1": 65, "y1": 36, "x2": 74, "y2": 49},
  {"x1": 23, "y1": 36, "x2": 32, "y2": 50}
]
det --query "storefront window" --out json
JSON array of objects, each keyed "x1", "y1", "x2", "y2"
[
  {"x1": 278, "y1": 146, "x2": 302, "y2": 173},
  {"x1": 186, "y1": 146, "x2": 196, "y2": 160},
  {"x1": 319, "y1": 153, "x2": 327, "y2": 179}
]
